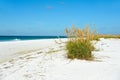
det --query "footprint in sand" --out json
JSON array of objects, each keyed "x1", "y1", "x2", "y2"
[
  {"x1": 37, "y1": 51, "x2": 43, "y2": 54},
  {"x1": 3, "y1": 65, "x2": 13, "y2": 69},
  {"x1": 23, "y1": 74, "x2": 32, "y2": 78}
]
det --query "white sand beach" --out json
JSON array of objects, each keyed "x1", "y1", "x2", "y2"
[{"x1": 0, "y1": 38, "x2": 120, "y2": 80}]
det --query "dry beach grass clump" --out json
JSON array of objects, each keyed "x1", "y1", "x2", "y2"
[
  {"x1": 65, "y1": 25, "x2": 96, "y2": 60},
  {"x1": 65, "y1": 24, "x2": 120, "y2": 60}
]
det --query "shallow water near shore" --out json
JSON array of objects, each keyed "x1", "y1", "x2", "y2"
[{"x1": 0, "y1": 36, "x2": 67, "y2": 42}]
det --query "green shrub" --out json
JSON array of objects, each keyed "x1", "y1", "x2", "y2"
[
  {"x1": 66, "y1": 39, "x2": 94, "y2": 60},
  {"x1": 65, "y1": 26, "x2": 95, "y2": 60}
]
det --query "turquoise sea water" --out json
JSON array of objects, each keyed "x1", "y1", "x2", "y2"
[{"x1": 0, "y1": 36, "x2": 66, "y2": 41}]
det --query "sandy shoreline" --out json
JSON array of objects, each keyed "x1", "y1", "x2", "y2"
[
  {"x1": 0, "y1": 38, "x2": 67, "y2": 63},
  {"x1": 0, "y1": 38, "x2": 120, "y2": 80}
]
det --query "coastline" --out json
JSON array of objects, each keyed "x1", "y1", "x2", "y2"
[
  {"x1": 0, "y1": 38, "x2": 120, "y2": 80},
  {"x1": 0, "y1": 38, "x2": 68, "y2": 63},
  {"x1": 0, "y1": 36, "x2": 67, "y2": 42}
]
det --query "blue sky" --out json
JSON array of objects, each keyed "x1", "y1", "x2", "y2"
[{"x1": 0, "y1": 0, "x2": 120, "y2": 36}]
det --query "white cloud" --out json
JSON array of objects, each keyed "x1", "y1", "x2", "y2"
[{"x1": 46, "y1": 6, "x2": 53, "y2": 9}]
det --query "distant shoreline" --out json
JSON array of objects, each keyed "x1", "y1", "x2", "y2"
[{"x1": 0, "y1": 36, "x2": 67, "y2": 42}]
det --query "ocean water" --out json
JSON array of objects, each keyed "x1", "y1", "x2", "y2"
[{"x1": 0, "y1": 36, "x2": 66, "y2": 42}]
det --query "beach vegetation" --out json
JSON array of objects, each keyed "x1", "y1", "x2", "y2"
[
  {"x1": 99, "y1": 34, "x2": 120, "y2": 39},
  {"x1": 65, "y1": 25, "x2": 95, "y2": 60}
]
